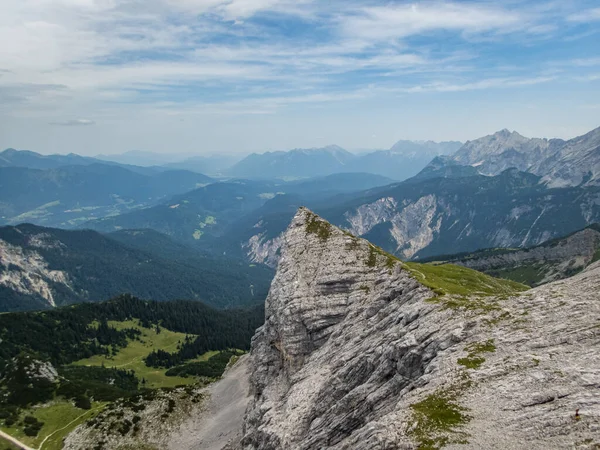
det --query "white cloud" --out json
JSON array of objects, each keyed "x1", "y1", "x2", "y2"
[
  {"x1": 567, "y1": 7, "x2": 600, "y2": 22},
  {"x1": 395, "y1": 76, "x2": 556, "y2": 94},
  {"x1": 339, "y1": 3, "x2": 525, "y2": 41},
  {"x1": 50, "y1": 118, "x2": 96, "y2": 126}
]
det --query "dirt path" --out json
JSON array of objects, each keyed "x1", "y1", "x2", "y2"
[
  {"x1": 0, "y1": 430, "x2": 36, "y2": 450},
  {"x1": 38, "y1": 405, "x2": 103, "y2": 450},
  {"x1": 167, "y1": 355, "x2": 251, "y2": 450}
]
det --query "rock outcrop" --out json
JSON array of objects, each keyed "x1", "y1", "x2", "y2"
[{"x1": 241, "y1": 208, "x2": 600, "y2": 449}]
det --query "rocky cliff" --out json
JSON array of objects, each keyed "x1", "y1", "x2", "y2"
[{"x1": 241, "y1": 208, "x2": 600, "y2": 449}]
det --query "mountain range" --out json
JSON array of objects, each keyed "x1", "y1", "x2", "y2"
[
  {"x1": 82, "y1": 174, "x2": 394, "y2": 243},
  {"x1": 0, "y1": 223, "x2": 272, "y2": 312},
  {"x1": 227, "y1": 140, "x2": 462, "y2": 180},
  {"x1": 432, "y1": 126, "x2": 600, "y2": 187},
  {"x1": 2, "y1": 125, "x2": 600, "y2": 449},
  {"x1": 233, "y1": 168, "x2": 600, "y2": 267}
]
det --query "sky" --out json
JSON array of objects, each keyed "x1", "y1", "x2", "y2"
[{"x1": 1, "y1": 0, "x2": 600, "y2": 156}]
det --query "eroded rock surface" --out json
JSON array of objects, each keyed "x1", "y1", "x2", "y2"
[{"x1": 241, "y1": 208, "x2": 600, "y2": 449}]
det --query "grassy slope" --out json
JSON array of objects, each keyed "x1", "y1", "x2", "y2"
[
  {"x1": 0, "y1": 436, "x2": 21, "y2": 450},
  {"x1": 404, "y1": 262, "x2": 529, "y2": 298},
  {"x1": 1, "y1": 319, "x2": 229, "y2": 450},
  {"x1": 1, "y1": 401, "x2": 106, "y2": 450},
  {"x1": 73, "y1": 320, "x2": 194, "y2": 388},
  {"x1": 364, "y1": 242, "x2": 528, "y2": 298}
]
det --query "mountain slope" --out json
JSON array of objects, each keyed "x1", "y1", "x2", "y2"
[
  {"x1": 0, "y1": 224, "x2": 272, "y2": 312},
  {"x1": 424, "y1": 224, "x2": 600, "y2": 286},
  {"x1": 241, "y1": 208, "x2": 600, "y2": 449},
  {"x1": 83, "y1": 180, "x2": 277, "y2": 242},
  {"x1": 0, "y1": 164, "x2": 213, "y2": 228},
  {"x1": 535, "y1": 126, "x2": 600, "y2": 187},
  {"x1": 84, "y1": 174, "x2": 395, "y2": 245},
  {"x1": 239, "y1": 169, "x2": 600, "y2": 266}
]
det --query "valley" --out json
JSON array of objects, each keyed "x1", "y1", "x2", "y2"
[
  {"x1": 1, "y1": 125, "x2": 600, "y2": 449},
  {"x1": 3, "y1": 1, "x2": 600, "y2": 447},
  {"x1": 0, "y1": 296, "x2": 259, "y2": 450}
]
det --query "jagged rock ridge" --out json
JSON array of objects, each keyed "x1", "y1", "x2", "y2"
[
  {"x1": 241, "y1": 208, "x2": 600, "y2": 449},
  {"x1": 430, "y1": 126, "x2": 600, "y2": 188}
]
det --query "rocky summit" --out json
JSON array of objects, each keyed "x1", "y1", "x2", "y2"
[{"x1": 240, "y1": 207, "x2": 600, "y2": 449}]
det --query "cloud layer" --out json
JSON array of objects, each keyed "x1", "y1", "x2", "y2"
[{"x1": 1, "y1": 0, "x2": 599, "y2": 154}]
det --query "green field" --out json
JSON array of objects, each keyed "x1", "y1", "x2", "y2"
[
  {"x1": 0, "y1": 435, "x2": 21, "y2": 450},
  {"x1": 1, "y1": 401, "x2": 106, "y2": 450},
  {"x1": 73, "y1": 320, "x2": 195, "y2": 388}
]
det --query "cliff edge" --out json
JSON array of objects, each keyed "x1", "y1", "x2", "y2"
[{"x1": 241, "y1": 207, "x2": 600, "y2": 449}]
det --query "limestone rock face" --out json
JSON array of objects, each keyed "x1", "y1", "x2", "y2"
[{"x1": 241, "y1": 208, "x2": 600, "y2": 449}]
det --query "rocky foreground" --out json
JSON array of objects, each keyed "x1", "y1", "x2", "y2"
[{"x1": 239, "y1": 208, "x2": 600, "y2": 449}]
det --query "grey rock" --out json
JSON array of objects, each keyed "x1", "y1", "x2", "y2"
[{"x1": 240, "y1": 208, "x2": 600, "y2": 449}]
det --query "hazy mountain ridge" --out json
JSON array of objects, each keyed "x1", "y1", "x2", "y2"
[
  {"x1": 228, "y1": 145, "x2": 355, "y2": 179},
  {"x1": 0, "y1": 223, "x2": 272, "y2": 312},
  {"x1": 0, "y1": 163, "x2": 213, "y2": 228},
  {"x1": 228, "y1": 141, "x2": 462, "y2": 180},
  {"x1": 0, "y1": 148, "x2": 163, "y2": 176}
]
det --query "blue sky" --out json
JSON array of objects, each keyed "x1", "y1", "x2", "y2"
[{"x1": 0, "y1": 0, "x2": 599, "y2": 156}]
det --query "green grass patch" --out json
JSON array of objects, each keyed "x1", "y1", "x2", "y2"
[
  {"x1": 409, "y1": 388, "x2": 471, "y2": 450},
  {"x1": 188, "y1": 350, "x2": 220, "y2": 363},
  {"x1": 488, "y1": 263, "x2": 548, "y2": 287},
  {"x1": 305, "y1": 212, "x2": 332, "y2": 242},
  {"x1": 1, "y1": 400, "x2": 107, "y2": 450},
  {"x1": 165, "y1": 350, "x2": 244, "y2": 378},
  {"x1": 404, "y1": 262, "x2": 528, "y2": 301},
  {"x1": 365, "y1": 244, "x2": 398, "y2": 270},
  {"x1": 592, "y1": 247, "x2": 600, "y2": 263},
  {"x1": 457, "y1": 339, "x2": 496, "y2": 370},
  {"x1": 73, "y1": 320, "x2": 195, "y2": 389},
  {"x1": 0, "y1": 435, "x2": 21, "y2": 450}
]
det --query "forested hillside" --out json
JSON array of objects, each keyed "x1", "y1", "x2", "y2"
[
  {"x1": 0, "y1": 224, "x2": 272, "y2": 312},
  {"x1": 0, "y1": 295, "x2": 263, "y2": 448}
]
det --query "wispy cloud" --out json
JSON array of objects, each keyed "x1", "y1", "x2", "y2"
[
  {"x1": 0, "y1": 0, "x2": 599, "y2": 153},
  {"x1": 567, "y1": 7, "x2": 600, "y2": 23},
  {"x1": 49, "y1": 119, "x2": 96, "y2": 126}
]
